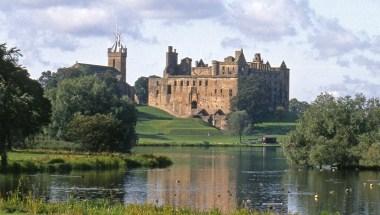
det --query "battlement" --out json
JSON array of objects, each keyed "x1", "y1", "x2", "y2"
[{"x1": 163, "y1": 46, "x2": 288, "y2": 78}]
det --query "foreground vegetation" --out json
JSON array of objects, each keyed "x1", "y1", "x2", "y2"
[
  {"x1": 136, "y1": 106, "x2": 295, "y2": 145},
  {"x1": 0, "y1": 150, "x2": 172, "y2": 173},
  {"x1": 284, "y1": 94, "x2": 380, "y2": 169},
  {"x1": 0, "y1": 192, "x2": 340, "y2": 215}
]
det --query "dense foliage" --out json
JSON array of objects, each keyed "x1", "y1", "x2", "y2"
[
  {"x1": 233, "y1": 75, "x2": 273, "y2": 122},
  {"x1": 288, "y1": 98, "x2": 310, "y2": 119},
  {"x1": 41, "y1": 67, "x2": 137, "y2": 152},
  {"x1": 0, "y1": 44, "x2": 51, "y2": 168},
  {"x1": 65, "y1": 113, "x2": 125, "y2": 152},
  {"x1": 284, "y1": 93, "x2": 380, "y2": 168},
  {"x1": 134, "y1": 76, "x2": 148, "y2": 104}
]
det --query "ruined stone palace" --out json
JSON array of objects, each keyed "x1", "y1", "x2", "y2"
[{"x1": 148, "y1": 46, "x2": 289, "y2": 129}]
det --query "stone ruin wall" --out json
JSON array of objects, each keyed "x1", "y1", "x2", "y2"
[{"x1": 148, "y1": 76, "x2": 238, "y2": 129}]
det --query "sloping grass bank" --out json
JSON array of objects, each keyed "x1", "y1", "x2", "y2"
[
  {"x1": 136, "y1": 106, "x2": 295, "y2": 145},
  {"x1": 1, "y1": 150, "x2": 172, "y2": 174}
]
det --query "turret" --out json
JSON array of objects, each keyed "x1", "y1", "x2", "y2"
[
  {"x1": 108, "y1": 32, "x2": 127, "y2": 82},
  {"x1": 212, "y1": 60, "x2": 220, "y2": 76},
  {"x1": 165, "y1": 46, "x2": 178, "y2": 75}
]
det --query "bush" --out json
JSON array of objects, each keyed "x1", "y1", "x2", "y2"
[{"x1": 65, "y1": 113, "x2": 125, "y2": 152}]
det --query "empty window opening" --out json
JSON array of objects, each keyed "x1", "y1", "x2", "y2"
[
  {"x1": 167, "y1": 85, "x2": 172, "y2": 95},
  {"x1": 191, "y1": 101, "x2": 197, "y2": 109}
]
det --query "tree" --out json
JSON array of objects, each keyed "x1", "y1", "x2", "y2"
[
  {"x1": 283, "y1": 93, "x2": 380, "y2": 168},
  {"x1": 65, "y1": 113, "x2": 124, "y2": 152},
  {"x1": 45, "y1": 72, "x2": 137, "y2": 151},
  {"x1": 0, "y1": 44, "x2": 51, "y2": 169},
  {"x1": 233, "y1": 75, "x2": 272, "y2": 123},
  {"x1": 227, "y1": 111, "x2": 250, "y2": 144},
  {"x1": 134, "y1": 76, "x2": 148, "y2": 104},
  {"x1": 289, "y1": 98, "x2": 309, "y2": 118}
]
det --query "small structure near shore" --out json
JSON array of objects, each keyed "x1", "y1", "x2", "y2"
[{"x1": 261, "y1": 136, "x2": 277, "y2": 144}]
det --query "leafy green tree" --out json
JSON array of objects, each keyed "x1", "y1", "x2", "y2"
[
  {"x1": 289, "y1": 98, "x2": 309, "y2": 118},
  {"x1": 0, "y1": 44, "x2": 51, "y2": 168},
  {"x1": 45, "y1": 71, "x2": 137, "y2": 151},
  {"x1": 65, "y1": 113, "x2": 124, "y2": 152},
  {"x1": 284, "y1": 93, "x2": 380, "y2": 168},
  {"x1": 227, "y1": 111, "x2": 250, "y2": 144},
  {"x1": 48, "y1": 75, "x2": 118, "y2": 136},
  {"x1": 233, "y1": 75, "x2": 272, "y2": 123},
  {"x1": 134, "y1": 76, "x2": 148, "y2": 104}
]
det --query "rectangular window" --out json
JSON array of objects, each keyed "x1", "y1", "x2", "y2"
[
  {"x1": 180, "y1": 81, "x2": 183, "y2": 86},
  {"x1": 156, "y1": 90, "x2": 159, "y2": 97},
  {"x1": 167, "y1": 85, "x2": 172, "y2": 95},
  {"x1": 220, "y1": 89, "x2": 223, "y2": 94},
  {"x1": 214, "y1": 89, "x2": 217, "y2": 94},
  {"x1": 229, "y1": 89, "x2": 233, "y2": 96},
  {"x1": 199, "y1": 80, "x2": 202, "y2": 86},
  {"x1": 193, "y1": 80, "x2": 196, "y2": 86},
  {"x1": 187, "y1": 81, "x2": 189, "y2": 86},
  {"x1": 205, "y1": 80, "x2": 208, "y2": 86},
  {"x1": 156, "y1": 81, "x2": 160, "y2": 86},
  {"x1": 174, "y1": 81, "x2": 177, "y2": 86}
]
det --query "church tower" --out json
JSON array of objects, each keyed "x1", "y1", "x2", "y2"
[{"x1": 108, "y1": 32, "x2": 127, "y2": 82}]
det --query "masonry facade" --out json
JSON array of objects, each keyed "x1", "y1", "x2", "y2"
[{"x1": 148, "y1": 46, "x2": 289, "y2": 129}]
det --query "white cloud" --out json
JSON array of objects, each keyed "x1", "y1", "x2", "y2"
[
  {"x1": 308, "y1": 17, "x2": 370, "y2": 58},
  {"x1": 354, "y1": 55, "x2": 380, "y2": 75},
  {"x1": 221, "y1": 37, "x2": 245, "y2": 49},
  {"x1": 322, "y1": 76, "x2": 380, "y2": 98},
  {"x1": 223, "y1": 0, "x2": 313, "y2": 41}
]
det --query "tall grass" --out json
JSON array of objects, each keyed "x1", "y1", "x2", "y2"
[{"x1": 0, "y1": 192, "x2": 278, "y2": 215}]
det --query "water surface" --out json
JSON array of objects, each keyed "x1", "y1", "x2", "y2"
[{"x1": 1, "y1": 147, "x2": 380, "y2": 215}]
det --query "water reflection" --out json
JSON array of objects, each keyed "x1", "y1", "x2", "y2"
[{"x1": 0, "y1": 147, "x2": 380, "y2": 215}]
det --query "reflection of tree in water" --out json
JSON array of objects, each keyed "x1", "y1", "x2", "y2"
[{"x1": 235, "y1": 147, "x2": 289, "y2": 214}]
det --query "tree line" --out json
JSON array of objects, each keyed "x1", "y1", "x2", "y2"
[{"x1": 0, "y1": 44, "x2": 137, "y2": 170}]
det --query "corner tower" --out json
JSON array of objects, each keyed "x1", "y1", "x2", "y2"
[{"x1": 108, "y1": 32, "x2": 127, "y2": 82}]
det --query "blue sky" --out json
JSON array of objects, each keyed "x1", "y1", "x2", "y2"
[{"x1": 1, "y1": 0, "x2": 379, "y2": 101}]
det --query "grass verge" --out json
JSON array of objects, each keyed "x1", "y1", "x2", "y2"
[
  {"x1": 0, "y1": 150, "x2": 172, "y2": 174},
  {"x1": 0, "y1": 192, "x2": 341, "y2": 215},
  {"x1": 0, "y1": 192, "x2": 278, "y2": 215}
]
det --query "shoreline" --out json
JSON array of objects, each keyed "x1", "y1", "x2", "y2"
[
  {"x1": 136, "y1": 143, "x2": 282, "y2": 147},
  {"x1": 0, "y1": 150, "x2": 172, "y2": 174}
]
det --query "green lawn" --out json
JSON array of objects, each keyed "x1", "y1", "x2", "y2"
[{"x1": 136, "y1": 106, "x2": 296, "y2": 146}]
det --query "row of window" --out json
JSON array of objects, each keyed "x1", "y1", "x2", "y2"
[
  {"x1": 172, "y1": 80, "x2": 209, "y2": 87},
  {"x1": 163, "y1": 85, "x2": 233, "y2": 97}
]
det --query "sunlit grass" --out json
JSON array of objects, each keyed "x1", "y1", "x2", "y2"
[{"x1": 136, "y1": 106, "x2": 295, "y2": 145}]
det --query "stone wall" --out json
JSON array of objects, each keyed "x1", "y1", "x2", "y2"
[{"x1": 148, "y1": 76, "x2": 238, "y2": 129}]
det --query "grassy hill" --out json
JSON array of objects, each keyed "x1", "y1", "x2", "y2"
[{"x1": 136, "y1": 106, "x2": 296, "y2": 146}]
